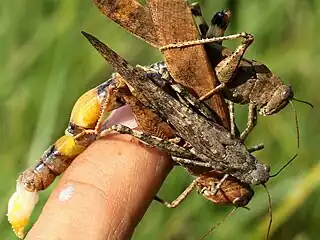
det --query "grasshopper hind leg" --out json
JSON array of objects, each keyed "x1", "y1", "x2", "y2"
[
  {"x1": 101, "y1": 124, "x2": 220, "y2": 169},
  {"x1": 190, "y1": 2, "x2": 208, "y2": 38},
  {"x1": 175, "y1": 7, "x2": 255, "y2": 101},
  {"x1": 101, "y1": 124, "x2": 197, "y2": 158},
  {"x1": 154, "y1": 179, "x2": 198, "y2": 208}
]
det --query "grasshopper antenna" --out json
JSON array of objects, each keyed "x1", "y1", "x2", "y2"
[
  {"x1": 270, "y1": 153, "x2": 298, "y2": 178},
  {"x1": 199, "y1": 207, "x2": 237, "y2": 240},
  {"x1": 270, "y1": 102, "x2": 299, "y2": 178},
  {"x1": 289, "y1": 101, "x2": 300, "y2": 148},
  {"x1": 290, "y1": 98, "x2": 313, "y2": 149},
  {"x1": 262, "y1": 184, "x2": 272, "y2": 240},
  {"x1": 292, "y1": 97, "x2": 314, "y2": 108}
]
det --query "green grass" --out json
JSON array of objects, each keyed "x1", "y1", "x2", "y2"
[{"x1": 1, "y1": 0, "x2": 319, "y2": 239}]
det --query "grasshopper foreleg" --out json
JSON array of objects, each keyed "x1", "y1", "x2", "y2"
[
  {"x1": 240, "y1": 103, "x2": 257, "y2": 140},
  {"x1": 248, "y1": 144, "x2": 264, "y2": 153},
  {"x1": 227, "y1": 100, "x2": 236, "y2": 137},
  {"x1": 212, "y1": 174, "x2": 229, "y2": 195}
]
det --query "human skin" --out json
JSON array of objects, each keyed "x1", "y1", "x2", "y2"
[{"x1": 26, "y1": 106, "x2": 173, "y2": 240}]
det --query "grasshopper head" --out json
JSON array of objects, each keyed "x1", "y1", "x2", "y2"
[
  {"x1": 248, "y1": 163, "x2": 270, "y2": 185},
  {"x1": 259, "y1": 84, "x2": 293, "y2": 116}
]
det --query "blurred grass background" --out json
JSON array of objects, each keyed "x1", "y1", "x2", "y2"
[{"x1": 0, "y1": 0, "x2": 319, "y2": 239}]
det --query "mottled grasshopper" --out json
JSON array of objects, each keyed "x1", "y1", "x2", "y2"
[
  {"x1": 93, "y1": 0, "x2": 312, "y2": 142},
  {"x1": 84, "y1": 33, "x2": 270, "y2": 187}
]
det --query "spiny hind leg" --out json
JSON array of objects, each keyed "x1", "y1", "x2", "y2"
[
  {"x1": 190, "y1": 7, "x2": 249, "y2": 101},
  {"x1": 198, "y1": 33, "x2": 254, "y2": 101},
  {"x1": 164, "y1": 7, "x2": 253, "y2": 100},
  {"x1": 190, "y1": 2, "x2": 209, "y2": 37},
  {"x1": 160, "y1": 9, "x2": 253, "y2": 100},
  {"x1": 154, "y1": 179, "x2": 198, "y2": 208},
  {"x1": 101, "y1": 124, "x2": 220, "y2": 169},
  {"x1": 101, "y1": 124, "x2": 197, "y2": 159},
  {"x1": 190, "y1": 3, "x2": 231, "y2": 41},
  {"x1": 214, "y1": 34, "x2": 254, "y2": 83},
  {"x1": 160, "y1": 32, "x2": 254, "y2": 51}
]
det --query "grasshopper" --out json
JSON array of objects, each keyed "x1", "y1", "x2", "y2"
[
  {"x1": 83, "y1": 32, "x2": 270, "y2": 186},
  {"x1": 94, "y1": 0, "x2": 259, "y2": 228},
  {"x1": 93, "y1": 0, "x2": 312, "y2": 142}
]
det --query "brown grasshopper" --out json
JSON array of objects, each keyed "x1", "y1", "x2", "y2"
[
  {"x1": 83, "y1": 32, "x2": 270, "y2": 187},
  {"x1": 93, "y1": 0, "x2": 312, "y2": 142}
]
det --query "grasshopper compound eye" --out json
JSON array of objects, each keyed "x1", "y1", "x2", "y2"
[{"x1": 248, "y1": 163, "x2": 270, "y2": 185}]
